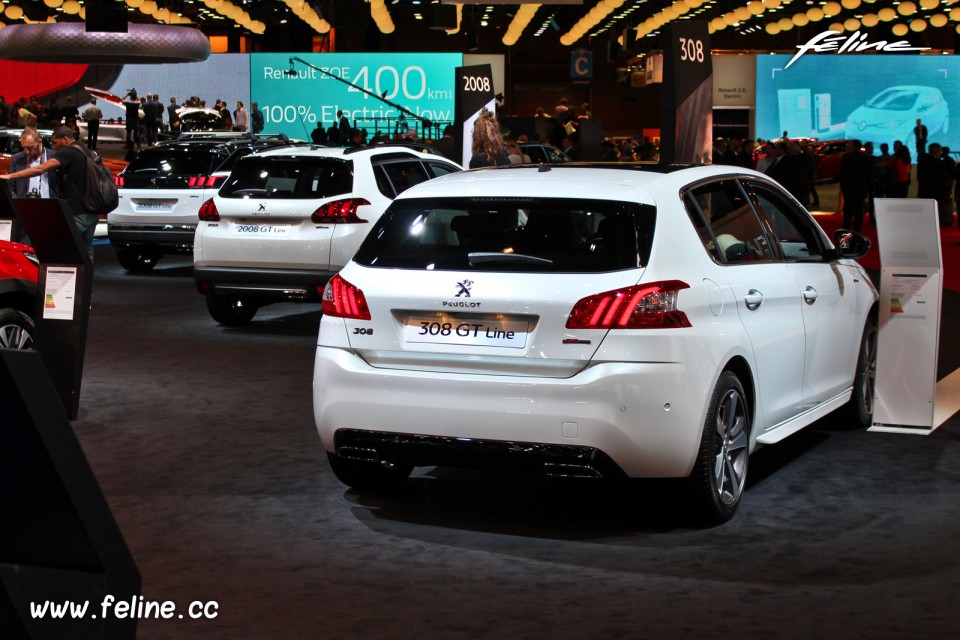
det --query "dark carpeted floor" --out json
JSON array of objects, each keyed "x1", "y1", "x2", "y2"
[{"x1": 50, "y1": 243, "x2": 960, "y2": 639}]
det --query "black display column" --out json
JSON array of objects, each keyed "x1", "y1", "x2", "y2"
[
  {"x1": 0, "y1": 188, "x2": 25, "y2": 244},
  {"x1": 0, "y1": 192, "x2": 139, "y2": 640},
  {"x1": 2, "y1": 190, "x2": 93, "y2": 420}
]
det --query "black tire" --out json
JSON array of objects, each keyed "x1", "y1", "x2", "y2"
[
  {"x1": 206, "y1": 293, "x2": 258, "y2": 326},
  {"x1": 687, "y1": 371, "x2": 751, "y2": 526},
  {"x1": 115, "y1": 247, "x2": 161, "y2": 273},
  {"x1": 326, "y1": 452, "x2": 412, "y2": 492},
  {"x1": 844, "y1": 317, "x2": 878, "y2": 428},
  {"x1": 0, "y1": 307, "x2": 35, "y2": 350}
]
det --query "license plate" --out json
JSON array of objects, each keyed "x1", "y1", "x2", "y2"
[
  {"x1": 404, "y1": 314, "x2": 528, "y2": 348},
  {"x1": 134, "y1": 200, "x2": 175, "y2": 211},
  {"x1": 234, "y1": 224, "x2": 291, "y2": 237}
]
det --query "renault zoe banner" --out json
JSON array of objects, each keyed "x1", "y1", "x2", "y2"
[
  {"x1": 660, "y1": 21, "x2": 712, "y2": 165},
  {"x1": 250, "y1": 53, "x2": 462, "y2": 141},
  {"x1": 455, "y1": 64, "x2": 496, "y2": 166}
]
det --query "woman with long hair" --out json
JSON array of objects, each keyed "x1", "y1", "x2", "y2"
[{"x1": 469, "y1": 108, "x2": 510, "y2": 168}]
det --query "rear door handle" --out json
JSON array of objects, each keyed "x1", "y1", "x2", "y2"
[
  {"x1": 803, "y1": 286, "x2": 818, "y2": 305},
  {"x1": 744, "y1": 289, "x2": 763, "y2": 311}
]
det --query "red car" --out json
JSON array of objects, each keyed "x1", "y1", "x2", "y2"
[
  {"x1": 0, "y1": 238, "x2": 38, "y2": 349},
  {"x1": 811, "y1": 140, "x2": 854, "y2": 182}
]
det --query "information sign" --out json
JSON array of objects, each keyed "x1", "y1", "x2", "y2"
[
  {"x1": 251, "y1": 53, "x2": 461, "y2": 141},
  {"x1": 455, "y1": 64, "x2": 496, "y2": 167},
  {"x1": 871, "y1": 198, "x2": 943, "y2": 434}
]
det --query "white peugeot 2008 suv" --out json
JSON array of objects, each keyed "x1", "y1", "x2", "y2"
[
  {"x1": 312, "y1": 163, "x2": 879, "y2": 525},
  {"x1": 193, "y1": 144, "x2": 461, "y2": 325},
  {"x1": 109, "y1": 133, "x2": 297, "y2": 272}
]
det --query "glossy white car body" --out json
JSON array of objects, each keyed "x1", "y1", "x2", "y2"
[
  {"x1": 313, "y1": 164, "x2": 879, "y2": 523},
  {"x1": 109, "y1": 135, "x2": 296, "y2": 272},
  {"x1": 193, "y1": 144, "x2": 461, "y2": 324}
]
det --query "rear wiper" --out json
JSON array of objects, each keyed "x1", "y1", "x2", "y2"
[{"x1": 467, "y1": 252, "x2": 553, "y2": 265}]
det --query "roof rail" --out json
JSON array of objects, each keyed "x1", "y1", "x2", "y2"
[
  {"x1": 177, "y1": 130, "x2": 252, "y2": 140},
  {"x1": 343, "y1": 141, "x2": 437, "y2": 156}
]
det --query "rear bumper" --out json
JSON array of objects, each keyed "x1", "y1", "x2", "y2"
[
  {"x1": 194, "y1": 265, "x2": 336, "y2": 302},
  {"x1": 108, "y1": 223, "x2": 196, "y2": 253},
  {"x1": 313, "y1": 345, "x2": 710, "y2": 478},
  {"x1": 334, "y1": 429, "x2": 627, "y2": 479}
]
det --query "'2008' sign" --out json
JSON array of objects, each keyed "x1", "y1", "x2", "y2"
[
  {"x1": 462, "y1": 75, "x2": 492, "y2": 92},
  {"x1": 679, "y1": 37, "x2": 705, "y2": 63}
]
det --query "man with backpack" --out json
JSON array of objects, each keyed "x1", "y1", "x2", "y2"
[{"x1": 0, "y1": 126, "x2": 107, "y2": 261}]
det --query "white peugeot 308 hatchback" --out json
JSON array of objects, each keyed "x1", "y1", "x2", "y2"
[{"x1": 313, "y1": 164, "x2": 879, "y2": 525}]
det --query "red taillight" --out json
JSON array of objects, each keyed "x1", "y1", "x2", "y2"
[
  {"x1": 311, "y1": 198, "x2": 371, "y2": 224},
  {"x1": 566, "y1": 280, "x2": 691, "y2": 329},
  {"x1": 198, "y1": 198, "x2": 219, "y2": 222},
  {"x1": 187, "y1": 175, "x2": 226, "y2": 188},
  {"x1": 322, "y1": 275, "x2": 371, "y2": 320},
  {"x1": 115, "y1": 175, "x2": 124, "y2": 187}
]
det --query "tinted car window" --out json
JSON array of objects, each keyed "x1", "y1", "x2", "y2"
[
  {"x1": 179, "y1": 111, "x2": 226, "y2": 132},
  {"x1": 377, "y1": 160, "x2": 431, "y2": 197},
  {"x1": 426, "y1": 161, "x2": 459, "y2": 178},
  {"x1": 220, "y1": 156, "x2": 353, "y2": 199},
  {"x1": 122, "y1": 145, "x2": 225, "y2": 187},
  {"x1": 684, "y1": 179, "x2": 774, "y2": 264},
  {"x1": 215, "y1": 149, "x2": 251, "y2": 173},
  {"x1": 353, "y1": 197, "x2": 653, "y2": 273},
  {"x1": 741, "y1": 180, "x2": 827, "y2": 261},
  {"x1": 521, "y1": 144, "x2": 569, "y2": 163}
]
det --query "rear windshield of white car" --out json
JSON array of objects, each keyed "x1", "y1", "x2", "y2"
[
  {"x1": 125, "y1": 146, "x2": 223, "y2": 177},
  {"x1": 353, "y1": 197, "x2": 654, "y2": 273},
  {"x1": 219, "y1": 156, "x2": 353, "y2": 200}
]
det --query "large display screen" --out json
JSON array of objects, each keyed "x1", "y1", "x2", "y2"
[
  {"x1": 756, "y1": 54, "x2": 960, "y2": 155},
  {"x1": 250, "y1": 53, "x2": 461, "y2": 140},
  {"x1": 77, "y1": 54, "x2": 251, "y2": 116}
]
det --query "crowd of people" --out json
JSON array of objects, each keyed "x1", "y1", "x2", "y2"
[
  {"x1": 0, "y1": 92, "x2": 263, "y2": 159},
  {"x1": 715, "y1": 119, "x2": 960, "y2": 236},
  {"x1": 118, "y1": 90, "x2": 262, "y2": 156},
  {"x1": 1, "y1": 125, "x2": 99, "y2": 260},
  {"x1": 10, "y1": 91, "x2": 960, "y2": 247}
]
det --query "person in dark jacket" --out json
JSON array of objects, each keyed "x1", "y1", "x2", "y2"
[
  {"x1": 767, "y1": 141, "x2": 811, "y2": 205},
  {"x1": 123, "y1": 89, "x2": 141, "y2": 148},
  {"x1": 839, "y1": 139, "x2": 872, "y2": 232},
  {"x1": 939, "y1": 147, "x2": 955, "y2": 226},
  {"x1": 0, "y1": 126, "x2": 98, "y2": 260},
  {"x1": 916, "y1": 142, "x2": 944, "y2": 200},
  {"x1": 431, "y1": 124, "x2": 459, "y2": 164}
]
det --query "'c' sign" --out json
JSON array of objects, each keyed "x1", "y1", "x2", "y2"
[{"x1": 570, "y1": 51, "x2": 592, "y2": 79}]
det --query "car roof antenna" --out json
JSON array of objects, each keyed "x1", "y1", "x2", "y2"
[{"x1": 538, "y1": 162, "x2": 550, "y2": 173}]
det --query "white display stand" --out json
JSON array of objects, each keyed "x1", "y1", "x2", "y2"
[{"x1": 870, "y1": 198, "x2": 943, "y2": 434}]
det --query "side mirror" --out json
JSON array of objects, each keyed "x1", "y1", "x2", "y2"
[{"x1": 833, "y1": 229, "x2": 871, "y2": 259}]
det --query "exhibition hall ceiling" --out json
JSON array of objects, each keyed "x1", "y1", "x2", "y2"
[{"x1": 2, "y1": 1, "x2": 956, "y2": 53}]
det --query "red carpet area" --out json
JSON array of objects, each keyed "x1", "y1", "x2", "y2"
[{"x1": 813, "y1": 212, "x2": 960, "y2": 292}]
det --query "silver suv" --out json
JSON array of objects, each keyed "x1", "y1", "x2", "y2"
[{"x1": 193, "y1": 144, "x2": 461, "y2": 325}]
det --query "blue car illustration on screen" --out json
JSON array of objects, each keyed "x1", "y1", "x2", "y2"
[{"x1": 844, "y1": 85, "x2": 949, "y2": 153}]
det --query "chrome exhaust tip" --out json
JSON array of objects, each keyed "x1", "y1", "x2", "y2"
[
  {"x1": 337, "y1": 446, "x2": 379, "y2": 462},
  {"x1": 543, "y1": 462, "x2": 602, "y2": 479}
]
